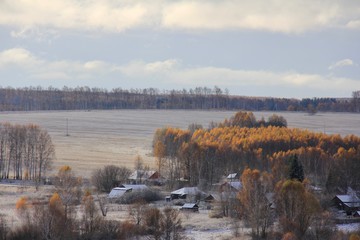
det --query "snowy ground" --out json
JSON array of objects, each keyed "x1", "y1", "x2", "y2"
[
  {"x1": 337, "y1": 223, "x2": 360, "y2": 233},
  {"x1": 0, "y1": 183, "x2": 251, "y2": 240}
]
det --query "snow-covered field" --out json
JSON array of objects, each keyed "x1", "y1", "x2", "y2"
[{"x1": 0, "y1": 110, "x2": 358, "y2": 178}]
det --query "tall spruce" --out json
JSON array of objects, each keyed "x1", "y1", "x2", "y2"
[{"x1": 289, "y1": 154, "x2": 304, "y2": 182}]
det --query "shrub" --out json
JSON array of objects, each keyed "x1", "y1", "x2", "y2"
[
  {"x1": 8, "y1": 224, "x2": 41, "y2": 240},
  {"x1": 0, "y1": 215, "x2": 8, "y2": 240},
  {"x1": 91, "y1": 165, "x2": 131, "y2": 193},
  {"x1": 116, "y1": 189, "x2": 163, "y2": 204}
]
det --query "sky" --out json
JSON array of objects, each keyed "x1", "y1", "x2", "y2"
[{"x1": 0, "y1": 0, "x2": 360, "y2": 99}]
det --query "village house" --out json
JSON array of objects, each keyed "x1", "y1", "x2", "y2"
[
  {"x1": 354, "y1": 211, "x2": 360, "y2": 218},
  {"x1": 219, "y1": 181, "x2": 242, "y2": 193},
  {"x1": 108, "y1": 187, "x2": 132, "y2": 199},
  {"x1": 333, "y1": 194, "x2": 360, "y2": 215},
  {"x1": 120, "y1": 184, "x2": 149, "y2": 191},
  {"x1": 180, "y1": 203, "x2": 199, "y2": 212},
  {"x1": 128, "y1": 170, "x2": 162, "y2": 185},
  {"x1": 108, "y1": 184, "x2": 149, "y2": 199},
  {"x1": 170, "y1": 187, "x2": 207, "y2": 201}
]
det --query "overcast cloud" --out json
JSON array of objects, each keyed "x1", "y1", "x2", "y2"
[{"x1": 0, "y1": 0, "x2": 359, "y2": 98}]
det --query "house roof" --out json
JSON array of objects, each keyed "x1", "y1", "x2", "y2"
[
  {"x1": 128, "y1": 170, "x2": 158, "y2": 180},
  {"x1": 120, "y1": 184, "x2": 149, "y2": 191},
  {"x1": 108, "y1": 187, "x2": 131, "y2": 198},
  {"x1": 229, "y1": 181, "x2": 242, "y2": 190},
  {"x1": 335, "y1": 195, "x2": 360, "y2": 203},
  {"x1": 220, "y1": 181, "x2": 242, "y2": 191},
  {"x1": 343, "y1": 202, "x2": 360, "y2": 209},
  {"x1": 171, "y1": 187, "x2": 205, "y2": 197},
  {"x1": 204, "y1": 194, "x2": 215, "y2": 201},
  {"x1": 181, "y1": 203, "x2": 199, "y2": 209},
  {"x1": 227, "y1": 173, "x2": 238, "y2": 179},
  {"x1": 211, "y1": 191, "x2": 238, "y2": 201}
]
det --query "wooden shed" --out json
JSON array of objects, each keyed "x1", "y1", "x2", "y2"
[{"x1": 180, "y1": 203, "x2": 199, "y2": 212}]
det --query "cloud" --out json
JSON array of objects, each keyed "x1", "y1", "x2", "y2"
[
  {"x1": 170, "y1": 68, "x2": 356, "y2": 94},
  {"x1": 328, "y1": 59, "x2": 355, "y2": 70},
  {"x1": 1, "y1": 0, "x2": 360, "y2": 35},
  {"x1": 0, "y1": 0, "x2": 153, "y2": 36},
  {"x1": 118, "y1": 57, "x2": 360, "y2": 95},
  {"x1": 145, "y1": 59, "x2": 180, "y2": 72},
  {"x1": 0, "y1": 48, "x2": 42, "y2": 67},
  {"x1": 0, "y1": 48, "x2": 118, "y2": 80},
  {"x1": 1, "y1": 48, "x2": 359, "y2": 97},
  {"x1": 346, "y1": 19, "x2": 360, "y2": 29},
  {"x1": 161, "y1": 0, "x2": 360, "y2": 33},
  {"x1": 119, "y1": 59, "x2": 180, "y2": 77}
]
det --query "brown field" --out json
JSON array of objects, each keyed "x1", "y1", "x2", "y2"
[{"x1": 0, "y1": 110, "x2": 359, "y2": 178}]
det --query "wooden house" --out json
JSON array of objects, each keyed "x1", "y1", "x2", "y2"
[
  {"x1": 180, "y1": 203, "x2": 199, "y2": 212},
  {"x1": 128, "y1": 170, "x2": 161, "y2": 184},
  {"x1": 219, "y1": 181, "x2": 242, "y2": 192},
  {"x1": 333, "y1": 194, "x2": 360, "y2": 215},
  {"x1": 170, "y1": 187, "x2": 206, "y2": 200},
  {"x1": 108, "y1": 187, "x2": 132, "y2": 199}
]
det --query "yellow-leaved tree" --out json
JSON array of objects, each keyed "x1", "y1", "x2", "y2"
[
  {"x1": 238, "y1": 168, "x2": 273, "y2": 239},
  {"x1": 276, "y1": 180, "x2": 320, "y2": 239}
]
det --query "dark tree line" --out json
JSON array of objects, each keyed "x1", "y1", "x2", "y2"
[
  {"x1": 0, "y1": 123, "x2": 54, "y2": 181},
  {"x1": 0, "y1": 86, "x2": 358, "y2": 112}
]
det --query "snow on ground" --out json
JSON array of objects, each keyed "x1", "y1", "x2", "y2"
[
  {"x1": 180, "y1": 209, "x2": 251, "y2": 240},
  {"x1": 337, "y1": 223, "x2": 360, "y2": 233},
  {"x1": 0, "y1": 183, "x2": 251, "y2": 239}
]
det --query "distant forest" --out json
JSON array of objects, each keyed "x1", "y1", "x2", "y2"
[{"x1": 0, "y1": 86, "x2": 359, "y2": 112}]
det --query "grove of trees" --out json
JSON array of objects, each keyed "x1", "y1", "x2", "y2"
[
  {"x1": 153, "y1": 111, "x2": 360, "y2": 191},
  {"x1": 0, "y1": 123, "x2": 54, "y2": 182}
]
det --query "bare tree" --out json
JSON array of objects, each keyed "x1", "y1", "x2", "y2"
[
  {"x1": 133, "y1": 155, "x2": 148, "y2": 184},
  {"x1": 128, "y1": 200, "x2": 148, "y2": 227},
  {"x1": 53, "y1": 166, "x2": 83, "y2": 220},
  {"x1": 161, "y1": 207, "x2": 183, "y2": 240},
  {"x1": 91, "y1": 165, "x2": 131, "y2": 192},
  {"x1": 97, "y1": 194, "x2": 108, "y2": 217},
  {"x1": 143, "y1": 207, "x2": 163, "y2": 240},
  {"x1": 352, "y1": 90, "x2": 360, "y2": 112},
  {"x1": 81, "y1": 190, "x2": 102, "y2": 235},
  {"x1": 36, "y1": 129, "x2": 55, "y2": 183}
]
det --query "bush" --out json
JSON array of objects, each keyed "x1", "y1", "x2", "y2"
[
  {"x1": 116, "y1": 189, "x2": 163, "y2": 204},
  {"x1": 79, "y1": 220, "x2": 123, "y2": 240},
  {"x1": 0, "y1": 215, "x2": 8, "y2": 240},
  {"x1": 8, "y1": 224, "x2": 41, "y2": 240},
  {"x1": 91, "y1": 165, "x2": 131, "y2": 193}
]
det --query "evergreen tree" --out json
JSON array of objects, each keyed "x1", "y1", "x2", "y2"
[{"x1": 289, "y1": 154, "x2": 304, "y2": 182}]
